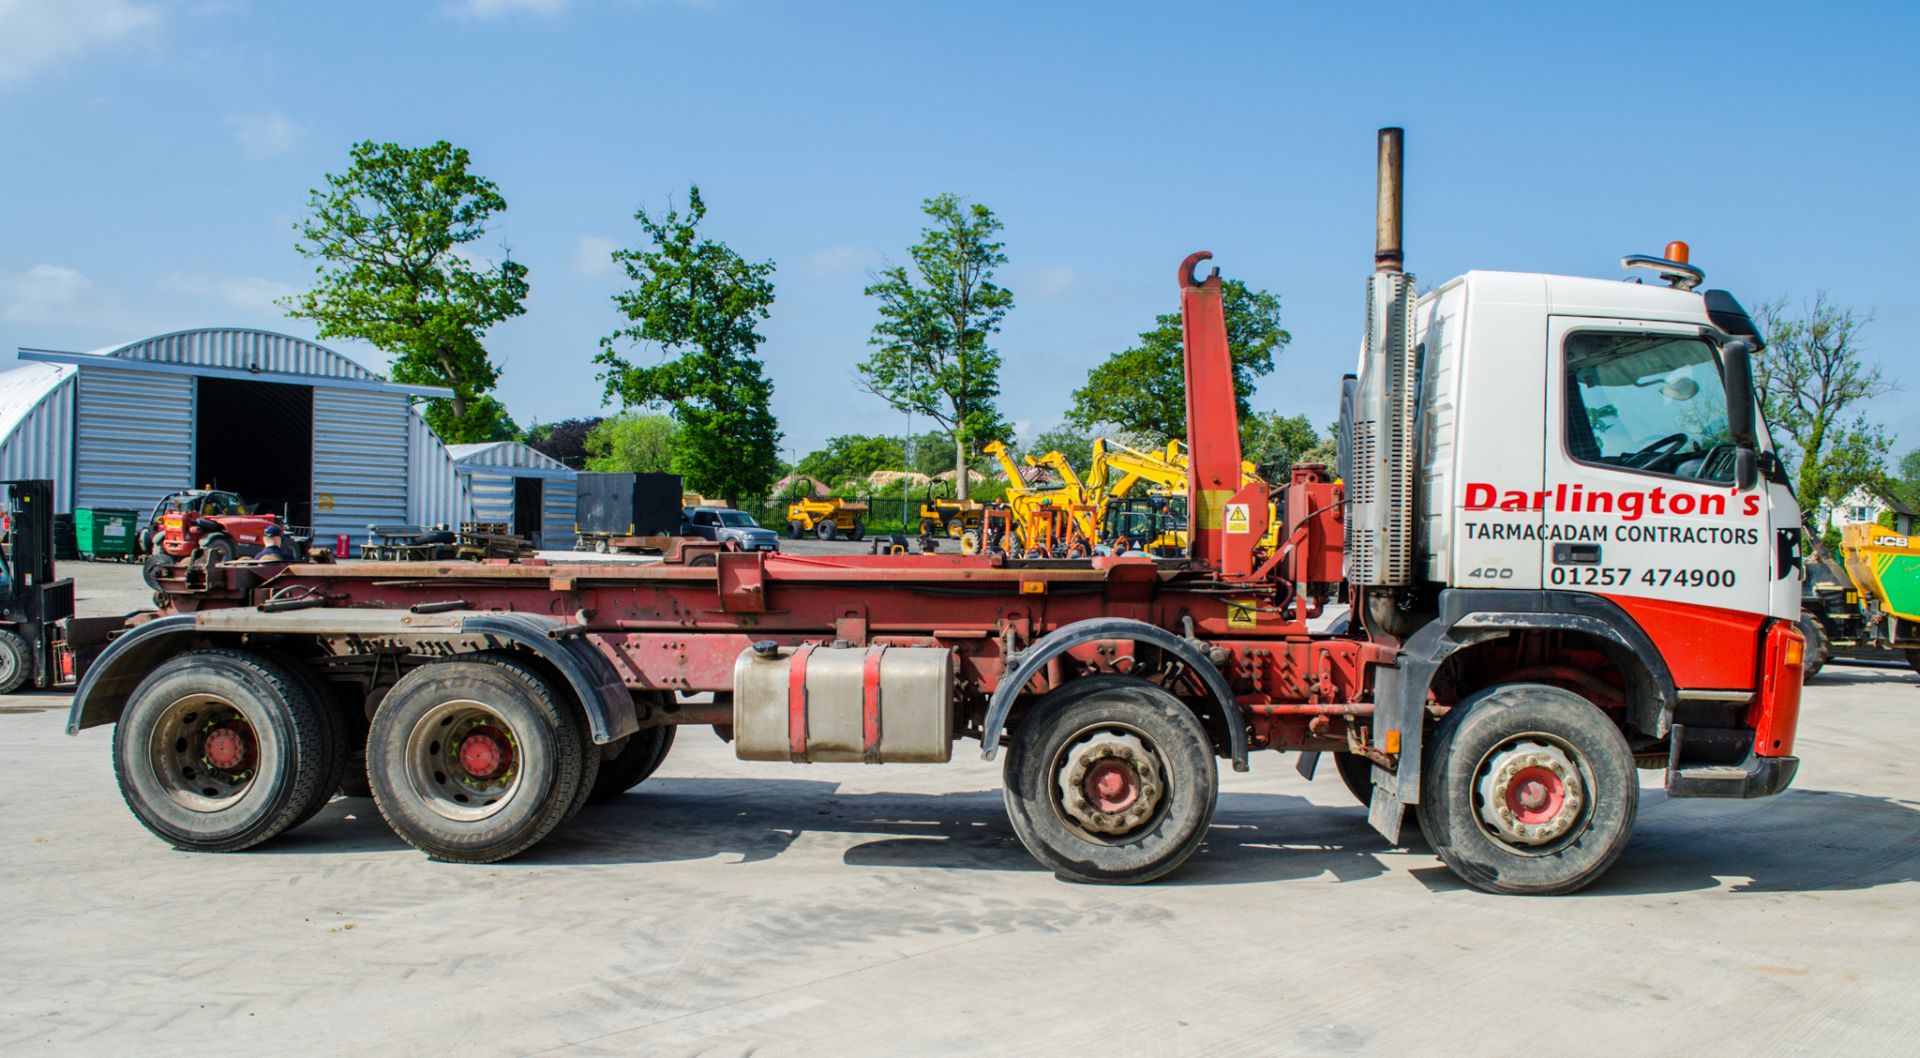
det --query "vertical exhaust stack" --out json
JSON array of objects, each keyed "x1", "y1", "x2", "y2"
[
  {"x1": 1347, "y1": 128, "x2": 1418, "y2": 592},
  {"x1": 1375, "y1": 127, "x2": 1404, "y2": 274}
]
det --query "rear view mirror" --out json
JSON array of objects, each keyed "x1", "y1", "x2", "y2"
[{"x1": 1722, "y1": 338, "x2": 1758, "y2": 448}]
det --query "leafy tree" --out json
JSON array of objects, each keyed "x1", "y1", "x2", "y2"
[
  {"x1": 434, "y1": 395, "x2": 520, "y2": 444},
  {"x1": 1753, "y1": 294, "x2": 1893, "y2": 540},
  {"x1": 583, "y1": 412, "x2": 678, "y2": 473},
  {"x1": 595, "y1": 186, "x2": 782, "y2": 507},
  {"x1": 1030, "y1": 425, "x2": 1096, "y2": 474},
  {"x1": 1239, "y1": 412, "x2": 1320, "y2": 473},
  {"x1": 1067, "y1": 280, "x2": 1289, "y2": 442},
  {"x1": 525, "y1": 417, "x2": 604, "y2": 469},
  {"x1": 858, "y1": 194, "x2": 1013, "y2": 502},
  {"x1": 797, "y1": 434, "x2": 907, "y2": 490},
  {"x1": 284, "y1": 140, "x2": 529, "y2": 443}
]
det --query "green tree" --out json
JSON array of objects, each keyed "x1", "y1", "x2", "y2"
[
  {"x1": 595, "y1": 186, "x2": 782, "y2": 507},
  {"x1": 797, "y1": 434, "x2": 907, "y2": 491},
  {"x1": 1067, "y1": 280, "x2": 1289, "y2": 442},
  {"x1": 283, "y1": 140, "x2": 529, "y2": 443},
  {"x1": 1239, "y1": 412, "x2": 1320, "y2": 473},
  {"x1": 438, "y1": 395, "x2": 520, "y2": 443},
  {"x1": 1753, "y1": 294, "x2": 1893, "y2": 540},
  {"x1": 582, "y1": 412, "x2": 678, "y2": 473},
  {"x1": 858, "y1": 194, "x2": 1013, "y2": 502}
]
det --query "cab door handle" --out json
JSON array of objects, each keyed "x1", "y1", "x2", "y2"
[{"x1": 1554, "y1": 543, "x2": 1602, "y2": 565}]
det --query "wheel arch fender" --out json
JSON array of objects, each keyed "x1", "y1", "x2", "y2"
[
  {"x1": 459, "y1": 613, "x2": 638, "y2": 745},
  {"x1": 66, "y1": 613, "x2": 201, "y2": 734},
  {"x1": 1367, "y1": 589, "x2": 1677, "y2": 841},
  {"x1": 980, "y1": 617, "x2": 1250, "y2": 771}
]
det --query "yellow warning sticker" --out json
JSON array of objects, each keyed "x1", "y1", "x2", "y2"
[
  {"x1": 1227, "y1": 599, "x2": 1258, "y2": 629},
  {"x1": 1224, "y1": 503, "x2": 1250, "y2": 534}
]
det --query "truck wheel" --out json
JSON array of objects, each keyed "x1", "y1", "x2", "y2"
[
  {"x1": 919, "y1": 518, "x2": 936, "y2": 537},
  {"x1": 202, "y1": 536, "x2": 235, "y2": 566},
  {"x1": 788, "y1": 520, "x2": 805, "y2": 539},
  {"x1": 959, "y1": 530, "x2": 981, "y2": 555},
  {"x1": 848, "y1": 518, "x2": 865, "y2": 541},
  {"x1": 946, "y1": 518, "x2": 964, "y2": 539},
  {"x1": 1416, "y1": 683, "x2": 1637, "y2": 895},
  {"x1": 1797, "y1": 613, "x2": 1828, "y2": 680},
  {"x1": 0, "y1": 628, "x2": 30, "y2": 694},
  {"x1": 587, "y1": 725, "x2": 677, "y2": 804},
  {"x1": 252, "y1": 650, "x2": 352, "y2": 828},
  {"x1": 367, "y1": 655, "x2": 590, "y2": 863},
  {"x1": 1003, "y1": 677, "x2": 1217, "y2": 884},
  {"x1": 141, "y1": 552, "x2": 176, "y2": 590},
  {"x1": 595, "y1": 537, "x2": 611, "y2": 554},
  {"x1": 111, "y1": 649, "x2": 338, "y2": 852},
  {"x1": 815, "y1": 520, "x2": 837, "y2": 541},
  {"x1": 1332, "y1": 750, "x2": 1377, "y2": 807},
  {"x1": 1905, "y1": 648, "x2": 1920, "y2": 677}
]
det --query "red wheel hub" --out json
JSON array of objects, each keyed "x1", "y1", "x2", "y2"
[
  {"x1": 202, "y1": 720, "x2": 254, "y2": 772},
  {"x1": 1504, "y1": 765, "x2": 1566, "y2": 825},
  {"x1": 458, "y1": 725, "x2": 513, "y2": 781},
  {"x1": 1082, "y1": 759, "x2": 1141, "y2": 814}
]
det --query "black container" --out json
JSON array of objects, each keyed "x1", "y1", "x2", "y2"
[{"x1": 576, "y1": 473, "x2": 683, "y2": 537}]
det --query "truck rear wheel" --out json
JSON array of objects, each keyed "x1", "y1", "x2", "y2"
[
  {"x1": 111, "y1": 649, "x2": 339, "y2": 852},
  {"x1": 815, "y1": 520, "x2": 837, "y2": 541},
  {"x1": 368, "y1": 655, "x2": 591, "y2": 863},
  {"x1": 1003, "y1": 678, "x2": 1217, "y2": 884},
  {"x1": 1416, "y1": 683, "x2": 1637, "y2": 895},
  {"x1": 849, "y1": 519, "x2": 865, "y2": 541},
  {"x1": 587, "y1": 725, "x2": 677, "y2": 804}
]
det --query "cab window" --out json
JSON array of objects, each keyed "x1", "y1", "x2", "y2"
[{"x1": 1564, "y1": 332, "x2": 1735, "y2": 483}]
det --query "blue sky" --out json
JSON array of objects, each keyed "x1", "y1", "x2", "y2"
[{"x1": 3, "y1": 0, "x2": 1916, "y2": 461}]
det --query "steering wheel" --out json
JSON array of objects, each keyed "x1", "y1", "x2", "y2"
[{"x1": 1622, "y1": 432, "x2": 1689, "y2": 468}]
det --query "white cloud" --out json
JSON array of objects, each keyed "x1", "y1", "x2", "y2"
[
  {"x1": 228, "y1": 109, "x2": 300, "y2": 159},
  {"x1": 0, "y1": 0, "x2": 161, "y2": 87},
  {"x1": 571, "y1": 235, "x2": 619, "y2": 277},
  {"x1": 801, "y1": 244, "x2": 879, "y2": 281},
  {"x1": 0, "y1": 264, "x2": 96, "y2": 324},
  {"x1": 1025, "y1": 265, "x2": 1078, "y2": 302},
  {"x1": 444, "y1": 0, "x2": 569, "y2": 19},
  {"x1": 157, "y1": 272, "x2": 297, "y2": 315}
]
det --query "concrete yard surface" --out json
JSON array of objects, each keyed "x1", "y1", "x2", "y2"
[{"x1": 3, "y1": 608, "x2": 1920, "y2": 1054}]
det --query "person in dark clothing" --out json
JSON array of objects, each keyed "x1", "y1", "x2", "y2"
[{"x1": 256, "y1": 523, "x2": 300, "y2": 562}]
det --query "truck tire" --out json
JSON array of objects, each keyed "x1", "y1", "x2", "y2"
[
  {"x1": 1332, "y1": 750, "x2": 1376, "y2": 807},
  {"x1": 815, "y1": 520, "x2": 837, "y2": 541},
  {"x1": 252, "y1": 650, "x2": 352, "y2": 828},
  {"x1": 946, "y1": 518, "x2": 964, "y2": 539},
  {"x1": 1797, "y1": 613, "x2": 1828, "y2": 680},
  {"x1": 1416, "y1": 682, "x2": 1637, "y2": 895},
  {"x1": 586, "y1": 724, "x2": 677, "y2": 804},
  {"x1": 141, "y1": 552, "x2": 176, "y2": 590},
  {"x1": 111, "y1": 649, "x2": 338, "y2": 852},
  {"x1": 919, "y1": 518, "x2": 936, "y2": 537},
  {"x1": 0, "y1": 628, "x2": 31, "y2": 694},
  {"x1": 367, "y1": 654, "x2": 592, "y2": 863},
  {"x1": 849, "y1": 519, "x2": 865, "y2": 541},
  {"x1": 595, "y1": 537, "x2": 611, "y2": 554},
  {"x1": 1003, "y1": 677, "x2": 1217, "y2": 884},
  {"x1": 788, "y1": 520, "x2": 805, "y2": 539},
  {"x1": 1906, "y1": 648, "x2": 1920, "y2": 677}
]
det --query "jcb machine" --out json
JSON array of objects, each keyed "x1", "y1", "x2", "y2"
[
  {"x1": 785, "y1": 497, "x2": 868, "y2": 541},
  {"x1": 918, "y1": 498, "x2": 987, "y2": 539},
  {"x1": 68, "y1": 130, "x2": 1802, "y2": 895}
]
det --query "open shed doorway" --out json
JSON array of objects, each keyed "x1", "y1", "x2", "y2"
[
  {"x1": 512, "y1": 476, "x2": 543, "y2": 545},
  {"x1": 195, "y1": 377, "x2": 313, "y2": 527}
]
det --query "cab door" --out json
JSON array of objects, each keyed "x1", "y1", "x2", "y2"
[{"x1": 1544, "y1": 317, "x2": 1776, "y2": 684}]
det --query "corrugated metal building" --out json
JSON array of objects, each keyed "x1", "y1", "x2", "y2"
[
  {"x1": 0, "y1": 327, "x2": 575, "y2": 550},
  {"x1": 446, "y1": 442, "x2": 578, "y2": 549}
]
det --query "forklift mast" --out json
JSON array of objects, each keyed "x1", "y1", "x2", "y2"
[{"x1": 4, "y1": 479, "x2": 56, "y2": 589}]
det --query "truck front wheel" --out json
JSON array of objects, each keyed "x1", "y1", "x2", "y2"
[
  {"x1": 112, "y1": 649, "x2": 340, "y2": 852},
  {"x1": 368, "y1": 655, "x2": 593, "y2": 863},
  {"x1": 1417, "y1": 683, "x2": 1637, "y2": 895},
  {"x1": 1003, "y1": 678, "x2": 1217, "y2": 884}
]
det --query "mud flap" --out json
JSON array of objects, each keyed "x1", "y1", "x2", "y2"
[
  {"x1": 1365, "y1": 620, "x2": 1457, "y2": 844},
  {"x1": 1294, "y1": 750, "x2": 1321, "y2": 780}
]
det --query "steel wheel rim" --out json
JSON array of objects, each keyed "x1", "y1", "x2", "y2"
[
  {"x1": 1049, "y1": 721, "x2": 1169, "y2": 844},
  {"x1": 1470, "y1": 731, "x2": 1594, "y2": 855},
  {"x1": 0, "y1": 643, "x2": 17, "y2": 686},
  {"x1": 403, "y1": 698, "x2": 525, "y2": 822},
  {"x1": 147, "y1": 693, "x2": 262, "y2": 812}
]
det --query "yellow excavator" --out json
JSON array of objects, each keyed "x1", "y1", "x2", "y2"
[{"x1": 980, "y1": 440, "x2": 1098, "y2": 556}]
